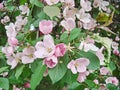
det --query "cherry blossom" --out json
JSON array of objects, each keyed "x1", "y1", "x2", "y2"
[
  {"x1": 2, "y1": 46, "x2": 14, "y2": 57},
  {"x1": 77, "y1": 71, "x2": 89, "y2": 82},
  {"x1": 63, "y1": 0, "x2": 75, "y2": 7},
  {"x1": 80, "y1": 0, "x2": 92, "y2": 12},
  {"x1": 5, "y1": 23, "x2": 17, "y2": 38},
  {"x1": 61, "y1": 18, "x2": 76, "y2": 32},
  {"x1": 67, "y1": 58, "x2": 90, "y2": 74},
  {"x1": 7, "y1": 53, "x2": 23, "y2": 69},
  {"x1": 34, "y1": 34, "x2": 55, "y2": 58},
  {"x1": 8, "y1": 37, "x2": 18, "y2": 47},
  {"x1": 21, "y1": 46, "x2": 36, "y2": 64},
  {"x1": 39, "y1": 20, "x2": 53, "y2": 34},
  {"x1": 93, "y1": 0, "x2": 109, "y2": 11},
  {"x1": 76, "y1": 9, "x2": 91, "y2": 24},
  {"x1": 19, "y1": 4, "x2": 29, "y2": 15},
  {"x1": 105, "y1": 77, "x2": 119, "y2": 86},
  {"x1": 100, "y1": 67, "x2": 110, "y2": 75}
]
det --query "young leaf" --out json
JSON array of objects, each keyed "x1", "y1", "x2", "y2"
[
  {"x1": 0, "y1": 77, "x2": 9, "y2": 90},
  {"x1": 43, "y1": 6, "x2": 60, "y2": 19},
  {"x1": 30, "y1": 61, "x2": 46, "y2": 90}
]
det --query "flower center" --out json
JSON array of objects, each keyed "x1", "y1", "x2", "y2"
[{"x1": 47, "y1": 48, "x2": 52, "y2": 53}]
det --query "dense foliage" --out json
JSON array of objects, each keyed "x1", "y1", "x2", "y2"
[{"x1": 0, "y1": 0, "x2": 120, "y2": 90}]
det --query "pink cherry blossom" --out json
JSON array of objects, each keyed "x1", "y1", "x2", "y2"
[
  {"x1": 79, "y1": 36, "x2": 99, "y2": 52},
  {"x1": 100, "y1": 67, "x2": 110, "y2": 75},
  {"x1": 7, "y1": 53, "x2": 23, "y2": 69},
  {"x1": 96, "y1": 47, "x2": 105, "y2": 65},
  {"x1": 79, "y1": 41, "x2": 99, "y2": 52},
  {"x1": 61, "y1": 18, "x2": 76, "y2": 32},
  {"x1": 83, "y1": 18, "x2": 97, "y2": 30},
  {"x1": 76, "y1": 9, "x2": 91, "y2": 24},
  {"x1": 34, "y1": 34, "x2": 55, "y2": 58},
  {"x1": 77, "y1": 71, "x2": 89, "y2": 82},
  {"x1": 93, "y1": 0, "x2": 109, "y2": 11},
  {"x1": 2, "y1": 46, "x2": 14, "y2": 57},
  {"x1": 67, "y1": 58, "x2": 90, "y2": 74},
  {"x1": 45, "y1": 0, "x2": 59, "y2": 5},
  {"x1": 105, "y1": 77, "x2": 119, "y2": 86},
  {"x1": 44, "y1": 55, "x2": 58, "y2": 68},
  {"x1": 19, "y1": 4, "x2": 29, "y2": 15},
  {"x1": 5, "y1": 23, "x2": 17, "y2": 38},
  {"x1": 15, "y1": 15, "x2": 28, "y2": 31},
  {"x1": 39, "y1": 20, "x2": 53, "y2": 34},
  {"x1": 63, "y1": 7, "x2": 77, "y2": 19},
  {"x1": 0, "y1": 3, "x2": 3, "y2": 9},
  {"x1": 80, "y1": 0, "x2": 92, "y2": 12},
  {"x1": 64, "y1": 0, "x2": 75, "y2": 7},
  {"x1": 96, "y1": 51, "x2": 105, "y2": 65},
  {"x1": 54, "y1": 43, "x2": 66, "y2": 57},
  {"x1": 21, "y1": 46, "x2": 36, "y2": 64},
  {"x1": 8, "y1": 37, "x2": 18, "y2": 47}
]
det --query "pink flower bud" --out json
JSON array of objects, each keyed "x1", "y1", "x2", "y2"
[
  {"x1": 24, "y1": 82, "x2": 30, "y2": 88},
  {"x1": 0, "y1": 3, "x2": 3, "y2": 9},
  {"x1": 8, "y1": 37, "x2": 18, "y2": 47},
  {"x1": 44, "y1": 55, "x2": 58, "y2": 68},
  {"x1": 113, "y1": 49, "x2": 119, "y2": 56},
  {"x1": 93, "y1": 79, "x2": 99, "y2": 84}
]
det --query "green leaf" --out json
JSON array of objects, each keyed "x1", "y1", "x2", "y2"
[
  {"x1": 43, "y1": 6, "x2": 60, "y2": 19},
  {"x1": 15, "y1": 65, "x2": 25, "y2": 79},
  {"x1": 62, "y1": 70, "x2": 78, "y2": 84},
  {"x1": 106, "y1": 83, "x2": 119, "y2": 90},
  {"x1": 30, "y1": 0, "x2": 44, "y2": 7},
  {"x1": 48, "y1": 54, "x2": 68, "y2": 84},
  {"x1": 20, "y1": 0, "x2": 27, "y2": 4},
  {"x1": 109, "y1": 61, "x2": 116, "y2": 71},
  {"x1": 76, "y1": 51, "x2": 100, "y2": 70},
  {"x1": 0, "y1": 77, "x2": 9, "y2": 90},
  {"x1": 0, "y1": 67, "x2": 8, "y2": 74},
  {"x1": 69, "y1": 28, "x2": 81, "y2": 42},
  {"x1": 60, "y1": 31, "x2": 68, "y2": 43},
  {"x1": 85, "y1": 79, "x2": 96, "y2": 88},
  {"x1": 31, "y1": 61, "x2": 46, "y2": 90},
  {"x1": 68, "y1": 82, "x2": 81, "y2": 90}
]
